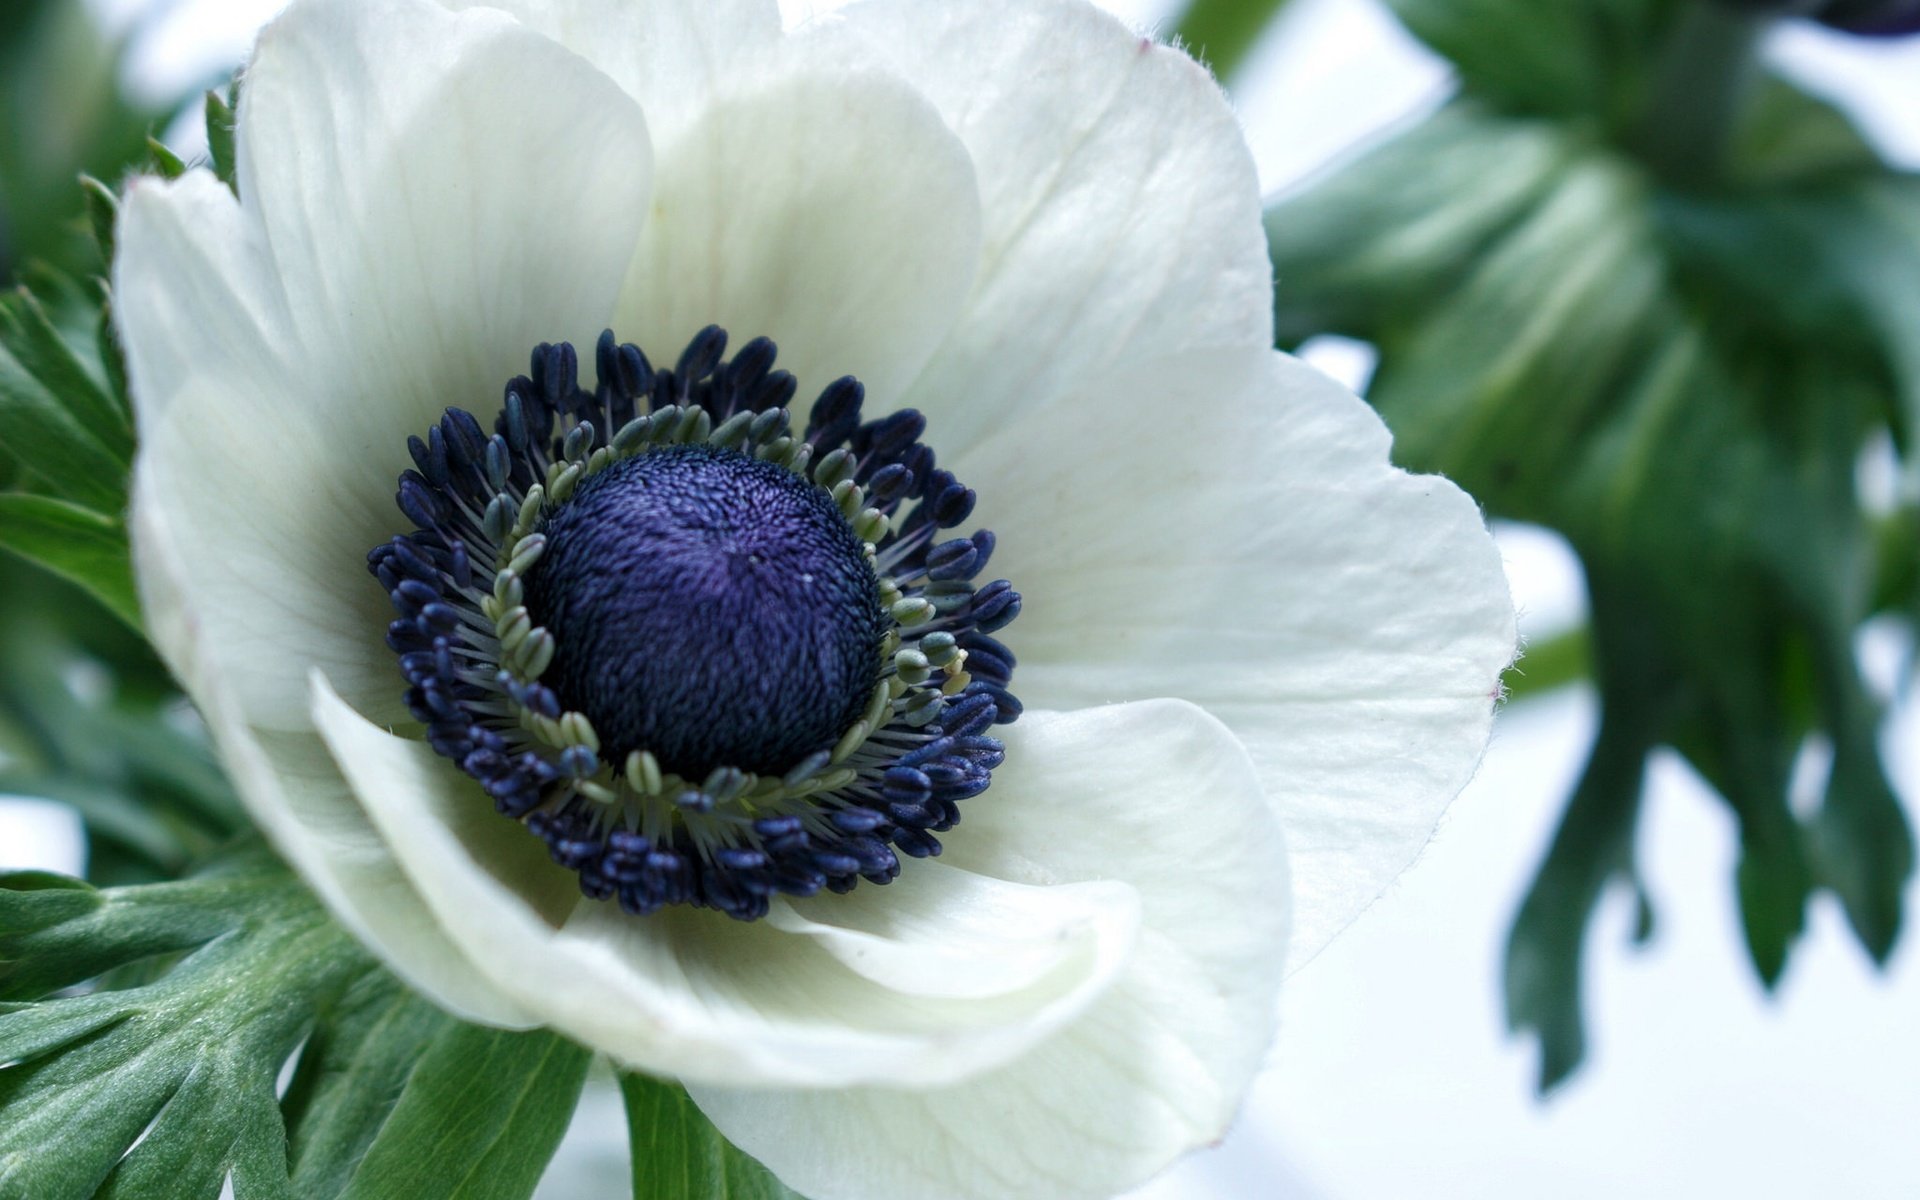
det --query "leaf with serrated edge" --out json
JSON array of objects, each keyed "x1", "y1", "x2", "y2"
[
  {"x1": 0, "y1": 854, "x2": 355, "y2": 1199},
  {"x1": 0, "y1": 852, "x2": 592, "y2": 1200}
]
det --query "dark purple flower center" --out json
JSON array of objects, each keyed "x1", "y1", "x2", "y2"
[{"x1": 525, "y1": 443, "x2": 886, "y2": 778}]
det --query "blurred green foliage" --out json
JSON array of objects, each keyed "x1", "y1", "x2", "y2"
[
  {"x1": 1172, "y1": 0, "x2": 1297, "y2": 79},
  {"x1": 0, "y1": 0, "x2": 217, "y2": 635},
  {"x1": 0, "y1": 0, "x2": 211, "y2": 883},
  {"x1": 0, "y1": 560, "x2": 244, "y2": 883},
  {"x1": 0, "y1": 0, "x2": 182, "y2": 280},
  {"x1": 1262, "y1": 0, "x2": 1919, "y2": 1088}
]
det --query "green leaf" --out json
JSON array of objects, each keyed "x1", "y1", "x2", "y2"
[
  {"x1": 1651, "y1": 198, "x2": 1914, "y2": 967},
  {"x1": 1730, "y1": 74, "x2": 1885, "y2": 186},
  {"x1": 96, "y1": 296, "x2": 130, "y2": 421},
  {"x1": 0, "y1": 269, "x2": 132, "y2": 513},
  {"x1": 1735, "y1": 835, "x2": 1811, "y2": 984},
  {"x1": 1, "y1": 854, "x2": 594, "y2": 1200},
  {"x1": 282, "y1": 974, "x2": 461, "y2": 1197},
  {"x1": 1503, "y1": 738, "x2": 1643, "y2": 1091},
  {"x1": 0, "y1": 286, "x2": 126, "y2": 442},
  {"x1": 1805, "y1": 182, "x2": 1920, "y2": 453},
  {"x1": 1671, "y1": 672, "x2": 1814, "y2": 986},
  {"x1": 80, "y1": 175, "x2": 117, "y2": 269},
  {"x1": 1280, "y1": 63, "x2": 1919, "y2": 1086},
  {"x1": 337, "y1": 1024, "x2": 590, "y2": 1200},
  {"x1": 1492, "y1": 254, "x2": 1910, "y2": 1062},
  {"x1": 1505, "y1": 625, "x2": 1591, "y2": 704},
  {"x1": 1364, "y1": 151, "x2": 1670, "y2": 525},
  {"x1": 1802, "y1": 618, "x2": 1913, "y2": 962},
  {"x1": 1657, "y1": 180, "x2": 1920, "y2": 453},
  {"x1": 1504, "y1": 580, "x2": 1667, "y2": 1092},
  {"x1": 282, "y1": 970, "x2": 591, "y2": 1200},
  {"x1": 0, "y1": 332, "x2": 127, "y2": 512},
  {"x1": 205, "y1": 84, "x2": 239, "y2": 192},
  {"x1": 0, "y1": 560, "x2": 242, "y2": 884},
  {"x1": 0, "y1": 493, "x2": 136, "y2": 629},
  {"x1": 1170, "y1": 0, "x2": 1296, "y2": 82},
  {"x1": 1815, "y1": 728, "x2": 1912, "y2": 961},
  {"x1": 621, "y1": 1072, "x2": 802, "y2": 1200},
  {"x1": 145, "y1": 136, "x2": 187, "y2": 181},
  {"x1": 1266, "y1": 103, "x2": 1576, "y2": 345},
  {"x1": 0, "y1": 0, "x2": 57, "y2": 51},
  {"x1": 0, "y1": 0, "x2": 184, "y2": 278},
  {"x1": 0, "y1": 852, "x2": 363, "y2": 1199},
  {"x1": 1383, "y1": 0, "x2": 1676, "y2": 128}
]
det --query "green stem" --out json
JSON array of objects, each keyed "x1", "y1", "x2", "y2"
[{"x1": 1628, "y1": 2, "x2": 1776, "y2": 188}]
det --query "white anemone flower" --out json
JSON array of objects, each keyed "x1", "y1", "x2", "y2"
[{"x1": 113, "y1": 0, "x2": 1515, "y2": 1195}]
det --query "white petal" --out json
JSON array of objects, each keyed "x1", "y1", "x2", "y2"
[
  {"x1": 119, "y1": 0, "x2": 654, "y2": 729},
  {"x1": 309, "y1": 677, "x2": 1139, "y2": 1088},
  {"x1": 113, "y1": 171, "x2": 293, "y2": 430},
  {"x1": 692, "y1": 701, "x2": 1288, "y2": 1200},
  {"x1": 958, "y1": 349, "x2": 1516, "y2": 970},
  {"x1": 432, "y1": 0, "x2": 782, "y2": 144},
  {"x1": 617, "y1": 68, "x2": 981, "y2": 407},
  {"x1": 131, "y1": 397, "x2": 408, "y2": 730},
  {"x1": 764, "y1": 862, "x2": 1132, "y2": 1002},
  {"x1": 816, "y1": 0, "x2": 1271, "y2": 449},
  {"x1": 130, "y1": 489, "x2": 534, "y2": 1027},
  {"x1": 238, "y1": 0, "x2": 654, "y2": 481}
]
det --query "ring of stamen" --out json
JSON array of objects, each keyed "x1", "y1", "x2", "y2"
[{"x1": 369, "y1": 327, "x2": 1023, "y2": 920}]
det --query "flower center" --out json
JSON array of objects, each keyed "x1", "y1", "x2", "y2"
[
  {"x1": 369, "y1": 327, "x2": 1022, "y2": 920},
  {"x1": 525, "y1": 443, "x2": 886, "y2": 778}
]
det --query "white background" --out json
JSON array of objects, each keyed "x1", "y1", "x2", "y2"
[{"x1": 5, "y1": 1, "x2": 1920, "y2": 1197}]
